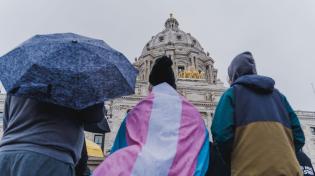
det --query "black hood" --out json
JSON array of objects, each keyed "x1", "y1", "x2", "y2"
[{"x1": 232, "y1": 75, "x2": 275, "y2": 93}]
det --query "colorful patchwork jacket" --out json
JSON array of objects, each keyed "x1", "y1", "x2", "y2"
[{"x1": 211, "y1": 75, "x2": 305, "y2": 176}]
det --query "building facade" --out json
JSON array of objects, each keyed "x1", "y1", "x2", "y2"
[
  {"x1": 297, "y1": 111, "x2": 315, "y2": 167},
  {"x1": 0, "y1": 15, "x2": 314, "y2": 167}
]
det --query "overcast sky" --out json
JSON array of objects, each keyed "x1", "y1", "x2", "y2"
[{"x1": 0, "y1": 0, "x2": 315, "y2": 110}]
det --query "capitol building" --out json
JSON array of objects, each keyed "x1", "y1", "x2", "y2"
[
  {"x1": 0, "y1": 15, "x2": 314, "y2": 167},
  {"x1": 87, "y1": 14, "x2": 226, "y2": 152}
]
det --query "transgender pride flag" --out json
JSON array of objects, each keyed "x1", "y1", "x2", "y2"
[{"x1": 94, "y1": 83, "x2": 210, "y2": 176}]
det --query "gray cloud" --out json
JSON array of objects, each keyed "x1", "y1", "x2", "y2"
[{"x1": 0, "y1": 0, "x2": 314, "y2": 110}]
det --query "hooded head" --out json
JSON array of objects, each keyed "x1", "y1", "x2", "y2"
[
  {"x1": 228, "y1": 51, "x2": 257, "y2": 83},
  {"x1": 149, "y1": 56, "x2": 176, "y2": 89},
  {"x1": 229, "y1": 52, "x2": 275, "y2": 93}
]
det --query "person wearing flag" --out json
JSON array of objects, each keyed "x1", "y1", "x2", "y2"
[{"x1": 94, "y1": 56, "x2": 210, "y2": 176}]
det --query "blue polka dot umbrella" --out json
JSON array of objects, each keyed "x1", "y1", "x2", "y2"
[{"x1": 0, "y1": 33, "x2": 138, "y2": 109}]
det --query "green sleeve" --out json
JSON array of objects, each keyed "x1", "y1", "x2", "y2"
[
  {"x1": 211, "y1": 88, "x2": 235, "y2": 164},
  {"x1": 211, "y1": 88, "x2": 235, "y2": 143},
  {"x1": 281, "y1": 95, "x2": 305, "y2": 151}
]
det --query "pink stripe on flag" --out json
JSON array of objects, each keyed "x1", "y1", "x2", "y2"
[
  {"x1": 93, "y1": 93, "x2": 154, "y2": 176},
  {"x1": 168, "y1": 97, "x2": 206, "y2": 176},
  {"x1": 126, "y1": 93, "x2": 154, "y2": 146},
  {"x1": 93, "y1": 145, "x2": 141, "y2": 176}
]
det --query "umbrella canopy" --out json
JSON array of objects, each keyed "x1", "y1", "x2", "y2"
[
  {"x1": 0, "y1": 33, "x2": 138, "y2": 109},
  {"x1": 86, "y1": 138, "x2": 104, "y2": 158}
]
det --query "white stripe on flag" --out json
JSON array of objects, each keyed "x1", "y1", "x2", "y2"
[{"x1": 131, "y1": 83, "x2": 182, "y2": 176}]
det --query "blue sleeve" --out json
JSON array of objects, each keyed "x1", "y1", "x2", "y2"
[
  {"x1": 110, "y1": 117, "x2": 128, "y2": 154},
  {"x1": 211, "y1": 88, "x2": 235, "y2": 164},
  {"x1": 280, "y1": 95, "x2": 305, "y2": 151}
]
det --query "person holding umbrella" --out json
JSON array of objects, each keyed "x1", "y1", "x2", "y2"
[
  {"x1": 0, "y1": 95, "x2": 105, "y2": 176},
  {"x1": 0, "y1": 33, "x2": 138, "y2": 176}
]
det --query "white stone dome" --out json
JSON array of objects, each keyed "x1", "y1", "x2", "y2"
[
  {"x1": 135, "y1": 14, "x2": 218, "y2": 85},
  {"x1": 141, "y1": 14, "x2": 204, "y2": 56}
]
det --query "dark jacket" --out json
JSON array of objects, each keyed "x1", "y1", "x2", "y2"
[
  {"x1": 206, "y1": 142, "x2": 230, "y2": 176},
  {"x1": 75, "y1": 140, "x2": 91, "y2": 176},
  {"x1": 84, "y1": 118, "x2": 110, "y2": 134},
  {"x1": 76, "y1": 111, "x2": 110, "y2": 176},
  {"x1": 0, "y1": 94, "x2": 104, "y2": 165},
  {"x1": 297, "y1": 150, "x2": 315, "y2": 176},
  {"x1": 75, "y1": 117, "x2": 110, "y2": 176}
]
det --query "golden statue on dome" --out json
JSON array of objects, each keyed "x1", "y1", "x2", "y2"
[{"x1": 178, "y1": 65, "x2": 205, "y2": 79}]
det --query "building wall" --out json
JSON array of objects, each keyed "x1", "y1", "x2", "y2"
[
  {"x1": 296, "y1": 111, "x2": 315, "y2": 167},
  {"x1": 0, "y1": 82, "x2": 4, "y2": 94}
]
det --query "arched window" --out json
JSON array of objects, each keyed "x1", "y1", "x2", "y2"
[
  {"x1": 159, "y1": 36, "x2": 164, "y2": 42},
  {"x1": 178, "y1": 66, "x2": 185, "y2": 72}
]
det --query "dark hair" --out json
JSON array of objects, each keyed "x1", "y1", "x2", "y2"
[{"x1": 149, "y1": 56, "x2": 176, "y2": 89}]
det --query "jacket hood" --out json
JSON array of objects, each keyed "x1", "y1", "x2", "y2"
[
  {"x1": 231, "y1": 75, "x2": 275, "y2": 93},
  {"x1": 228, "y1": 51, "x2": 257, "y2": 82}
]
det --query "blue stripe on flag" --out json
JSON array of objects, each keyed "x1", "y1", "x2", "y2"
[
  {"x1": 194, "y1": 128, "x2": 210, "y2": 176},
  {"x1": 111, "y1": 117, "x2": 128, "y2": 154}
]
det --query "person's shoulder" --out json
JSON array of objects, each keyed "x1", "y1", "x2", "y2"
[
  {"x1": 135, "y1": 93, "x2": 154, "y2": 106},
  {"x1": 225, "y1": 87, "x2": 234, "y2": 94},
  {"x1": 221, "y1": 87, "x2": 234, "y2": 98},
  {"x1": 273, "y1": 89, "x2": 287, "y2": 102}
]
